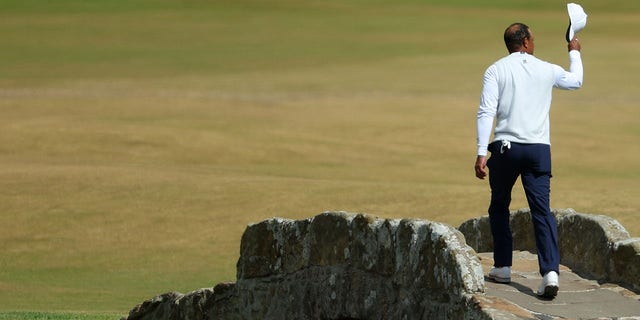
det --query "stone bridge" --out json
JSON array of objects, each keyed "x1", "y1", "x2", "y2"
[{"x1": 122, "y1": 209, "x2": 640, "y2": 319}]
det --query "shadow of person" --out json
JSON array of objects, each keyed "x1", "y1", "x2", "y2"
[
  {"x1": 485, "y1": 276, "x2": 558, "y2": 301},
  {"x1": 507, "y1": 281, "x2": 536, "y2": 297}
]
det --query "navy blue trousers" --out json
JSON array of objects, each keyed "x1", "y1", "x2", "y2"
[{"x1": 487, "y1": 141, "x2": 560, "y2": 276}]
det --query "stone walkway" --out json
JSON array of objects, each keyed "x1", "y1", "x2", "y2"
[{"x1": 478, "y1": 251, "x2": 640, "y2": 319}]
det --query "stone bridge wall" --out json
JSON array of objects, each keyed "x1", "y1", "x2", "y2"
[
  {"x1": 459, "y1": 208, "x2": 640, "y2": 292},
  {"x1": 123, "y1": 212, "x2": 491, "y2": 320},
  {"x1": 123, "y1": 209, "x2": 639, "y2": 320}
]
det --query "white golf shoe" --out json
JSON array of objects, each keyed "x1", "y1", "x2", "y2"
[
  {"x1": 537, "y1": 271, "x2": 559, "y2": 299},
  {"x1": 488, "y1": 266, "x2": 511, "y2": 283}
]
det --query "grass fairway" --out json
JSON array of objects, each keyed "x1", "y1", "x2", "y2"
[
  {"x1": 0, "y1": 312, "x2": 114, "y2": 320},
  {"x1": 1, "y1": 0, "x2": 638, "y2": 316}
]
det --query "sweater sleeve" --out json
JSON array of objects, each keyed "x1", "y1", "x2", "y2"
[
  {"x1": 553, "y1": 50, "x2": 583, "y2": 90},
  {"x1": 476, "y1": 65, "x2": 498, "y2": 156}
]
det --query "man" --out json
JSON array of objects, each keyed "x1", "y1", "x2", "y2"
[{"x1": 474, "y1": 23, "x2": 583, "y2": 299}]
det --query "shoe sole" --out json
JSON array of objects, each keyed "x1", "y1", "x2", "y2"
[
  {"x1": 537, "y1": 285, "x2": 558, "y2": 299},
  {"x1": 488, "y1": 275, "x2": 511, "y2": 284}
]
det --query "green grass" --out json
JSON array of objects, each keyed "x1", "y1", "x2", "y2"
[
  {"x1": 1, "y1": 0, "x2": 639, "y2": 317},
  {"x1": 0, "y1": 312, "x2": 116, "y2": 320}
]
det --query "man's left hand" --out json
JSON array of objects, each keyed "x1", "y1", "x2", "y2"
[{"x1": 475, "y1": 156, "x2": 488, "y2": 179}]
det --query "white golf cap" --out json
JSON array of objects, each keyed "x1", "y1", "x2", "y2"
[{"x1": 566, "y1": 3, "x2": 587, "y2": 42}]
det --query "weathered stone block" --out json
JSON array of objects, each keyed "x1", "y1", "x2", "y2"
[
  {"x1": 510, "y1": 208, "x2": 537, "y2": 252},
  {"x1": 349, "y1": 213, "x2": 382, "y2": 272},
  {"x1": 458, "y1": 215, "x2": 493, "y2": 253},
  {"x1": 556, "y1": 210, "x2": 630, "y2": 279},
  {"x1": 308, "y1": 212, "x2": 351, "y2": 266},
  {"x1": 124, "y1": 292, "x2": 179, "y2": 320},
  {"x1": 277, "y1": 218, "x2": 311, "y2": 274},
  {"x1": 123, "y1": 290, "x2": 215, "y2": 320},
  {"x1": 236, "y1": 219, "x2": 279, "y2": 279},
  {"x1": 612, "y1": 238, "x2": 640, "y2": 292},
  {"x1": 374, "y1": 219, "x2": 397, "y2": 275},
  {"x1": 457, "y1": 208, "x2": 538, "y2": 254},
  {"x1": 175, "y1": 288, "x2": 213, "y2": 320}
]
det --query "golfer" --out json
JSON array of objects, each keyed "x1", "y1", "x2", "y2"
[{"x1": 474, "y1": 22, "x2": 583, "y2": 299}]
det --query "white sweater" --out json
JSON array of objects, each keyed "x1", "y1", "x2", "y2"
[{"x1": 476, "y1": 51, "x2": 583, "y2": 156}]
